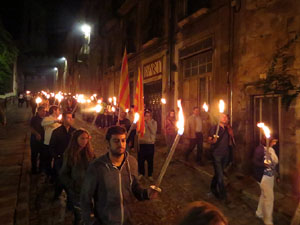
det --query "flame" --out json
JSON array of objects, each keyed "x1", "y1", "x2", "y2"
[
  {"x1": 95, "y1": 104, "x2": 102, "y2": 113},
  {"x1": 133, "y1": 112, "x2": 140, "y2": 123},
  {"x1": 35, "y1": 97, "x2": 42, "y2": 104},
  {"x1": 87, "y1": 99, "x2": 91, "y2": 103},
  {"x1": 219, "y1": 100, "x2": 225, "y2": 113},
  {"x1": 55, "y1": 93, "x2": 64, "y2": 102},
  {"x1": 58, "y1": 114, "x2": 62, "y2": 120},
  {"x1": 257, "y1": 122, "x2": 271, "y2": 138},
  {"x1": 93, "y1": 94, "x2": 97, "y2": 97},
  {"x1": 91, "y1": 96, "x2": 94, "y2": 100},
  {"x1": 176, "y1": 100, "x2": 184, "y2": 135},
  {"x1": 113, "y1": 96, "x2": 117, "y2": 105},
  {"x1": 26, "y1": 90, "x2": 30, "y2": 94},
  {"x1": 97, "y1": 99, "x2": 102, "y2": 104},
  {"x1": 112, "y1": 106, "x2": 116, "y2": 112},
  {"x1": 161, "y1": 98, "x2": 166, "y2": 104},
  {"x1": 46, "y1": 94, "x2": 50, "y2": 99},
  {"x1": 203, "y1": 102, "x2": 208, "y2": 112},
  {"x1": 125, "y1": 108, "x2": 129, "y2": 113},
  {"x1": 108, "y1": 97, "x2": 112, "y2": 103}
]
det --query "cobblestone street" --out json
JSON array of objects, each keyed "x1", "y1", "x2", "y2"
[{"x1": 27, "y1": 113, "x2": 290, "y2": 225}]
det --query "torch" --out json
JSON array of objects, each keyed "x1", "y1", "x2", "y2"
[
  {"x1": 92, "y1": 104, "x2": 102, "y2": 126},
  {"x1": 151, "y1": 99, "x2": 184, "y2": 192},
  {"x1": 57, "y1": 114, "x2": 62, "y2": 121},
  {"x1": 35, "y1": 96, "x2": 42, "y2": 112},
  {"x1": 126, "y1": 112, "x2": 140, "y2": 139},
  {"x1": 214, "y1": 100, "x2": 225, "y2": 138},
  {"x1": 257, "y1": 122, "x2": 272, "y2": 166},
  {"x1": 203, "y1": 102, "x2": 208, "y2": 112},
  {"x1": 161, "y1": 98, "x2": 166, "y2": 105}
]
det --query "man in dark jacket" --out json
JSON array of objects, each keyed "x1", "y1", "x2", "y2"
[
  {"x1": 49, "y1": 112, "x2": 76, "y2": 199},
  {"x1": 81, "y1": 126, "x2": 158, "y2": 225},
  {"x1": 30, "y1": 106, "x2": 46, "y2": 174}
]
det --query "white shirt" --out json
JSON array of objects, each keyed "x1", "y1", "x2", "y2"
[{"x1": 41, "y1": 115, "x2": 61, "y2": 145}]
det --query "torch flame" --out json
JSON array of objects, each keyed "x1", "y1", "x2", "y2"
[
  {"x1": 203, "y1": 102, "x2": 208, "y2": 112},
  {"x1": 108, "y1": 97, "x2": 112, "y2": 103},
  {"x1": 161, "y1": 98, "x2": 166, "y2": 104},
  {"x1": 219, "y1": 100, "x2": 225, "y2": 113},
  {"x1": 55, "y1": 93, "x2": 64, "y2": 102},
  {"x1": 112, "y1": 106, "x2": 116, "y2": 112},
  {"x1": 176, "y1": 100, "x2": 184, "y2": 135},
  {"x1": 87, "y1": 99, "x2": 91, "y2": 103},
  {"x1": 113, "y1": 96, "x2": 117, "y2": 106},
  {"x1": 125, "y1": 108, "x2": 129, "y2": 113},
  {"x1": 95, "y1": 104, "x2": 102, "y2": 113},
  {"x1": 35, "y1": 97, "x2": 42, "y2": 104},
  {"x1": 97, "y1": 99, "x2": 102, "y2": 104},
  {"x1": 133, "y1": 112, "x2": 140, "y2": 124},
  {"x1": 257, "y1": 122, "x2": 271, "y2": 138},
  {"x1": 58, "y1": 114, "x2": 62, "y2": 120}
]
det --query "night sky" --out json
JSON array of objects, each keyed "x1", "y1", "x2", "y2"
[{"x1": 0, "y1": 0, "x2": 82, "y2": 56}]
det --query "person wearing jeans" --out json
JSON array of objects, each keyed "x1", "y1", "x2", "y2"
[
  {"x1": 253, "y1": 138, "x2": 279, "y2": 225},
  {"x1": 138, "y1": 110, "x2": 157, "y2": 181},
  {"x1": 185, "y1": 107, "x2": 203, "y2": 165},
  {"x1": 208, "y1": 114, "x2": 234, "y2": 201}
]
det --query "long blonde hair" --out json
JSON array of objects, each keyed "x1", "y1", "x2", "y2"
[{"x1": 65, "y1": 128, "x2": 95, "y2": 166}]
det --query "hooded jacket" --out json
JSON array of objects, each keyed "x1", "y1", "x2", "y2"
[{"x1": 80, "y1": 152, "x2": 149, "y2": 225}]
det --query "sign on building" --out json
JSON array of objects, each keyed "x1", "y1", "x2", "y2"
[{"x1": 143, "y1": 59, "x2": 162, "y2": 79}]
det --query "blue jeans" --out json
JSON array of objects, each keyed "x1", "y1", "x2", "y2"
[{"x1": 210, "y1": 153, "x2": 229, "y2": 199}]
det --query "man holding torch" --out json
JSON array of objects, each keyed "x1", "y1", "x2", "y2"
[{"x1": 208, "y1": 113, "x2": 234, "y2": 202}]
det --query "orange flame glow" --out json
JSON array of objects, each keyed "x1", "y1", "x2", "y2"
[
  {"x1": 219, "y1": 100, "x2": 225, "y2": 113},
  {"x1": 176, "y1": 100, "x2": 184, "y2": 135},
  {"x1": 133, "y1": 112, "x2": 140, "y2": 123},
  {"x1": 257, "y1": 122, "x2": 271, "y2": 138},
  {"x1": 203, "y1": 102, "x2": 208, "y2": 112}
]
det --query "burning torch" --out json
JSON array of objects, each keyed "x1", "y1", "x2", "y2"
[
  {"x1": 214, "y1": 100, "x2": 225, "y2": 138},
  {"x1": 126, "y1": 112, "x2": 140, "y2": 139},
  {"x1": 151, "y1": 99, "x2": 184, "y2": 192},
  {"x1": 257, "y1": 123, "x2": 272, "y2": 166}
]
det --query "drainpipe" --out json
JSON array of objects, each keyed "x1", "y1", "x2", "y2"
[{"x1": 228, "y1": 0, "x2": 240, "y2": 126}]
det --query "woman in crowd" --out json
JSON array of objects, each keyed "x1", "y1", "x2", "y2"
[
  {"x1": 60, "y1": 129, "x2": 95, "y2": 225},
  {"x1": 165, "y1": 109, "x2": 177, "y2": 151},
  {"x1": 253, "y1": 137, "x2": 279, "y2": 225}
]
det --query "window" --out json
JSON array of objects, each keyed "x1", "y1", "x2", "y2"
[
  {"x1": 253, "y1": 96, "x2": 281, "y2": 147},
  {"x1": 178, "y1": 0, "x2": 211, "y2": 20},
  {"x1": 183, "y1": 50, "x2": 212, "y2": 78}
]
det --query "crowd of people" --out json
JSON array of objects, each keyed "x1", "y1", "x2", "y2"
[{"x1": 26, "y1": 90, "x2": 280, "y2": 225}]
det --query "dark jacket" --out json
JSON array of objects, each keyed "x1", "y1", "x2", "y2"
[
  {"x1": 60, "y1": 152, "x2": 95, "y2": 199},
  {"x1": 252, "y1": 144, "x2": 266, "y2": 182},
  {"x1": 80, "y1": 152, "x2": 149, "y2": 225},
  {"x1": 49, "y1": 125, "x2": 76, "y2": 158}
]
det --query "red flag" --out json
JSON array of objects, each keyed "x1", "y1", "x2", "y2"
[
  {"x1": 134, "y1": 68, "x2": 145, "y2": 137},
  {"x1": 118, "y1": 48, "x2": 130, "y2": 111}
]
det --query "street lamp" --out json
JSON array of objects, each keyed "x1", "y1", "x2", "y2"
[
  {"x1": 81, "y1": 24, "x2": 91, "y2": 39},
  {"x1": 60, "y1": 57, "x2": 68, "y2": 91}
]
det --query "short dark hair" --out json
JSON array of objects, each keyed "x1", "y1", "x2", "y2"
[
  {"x1": 63, "y1": 111, "x2": 72, "y2": 118},
  {"x1": 193, "y1": 107, "x2": 199, "y2": 111},
  {"x1": 105, "y1": 126, "x2": 126, "y2": 141},
  {"x1": 144, "y1": 110, "x2": 152, "y2": 116},
  {"x1": 178, "y1": 201, "x2": 228, "y2": 225},
  {"x1": 49, "y1": 105, "x2": 59, "y2": 115}
]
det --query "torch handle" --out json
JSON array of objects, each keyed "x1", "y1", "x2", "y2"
[
  {"x1": 155, "y1": 133, "x2": 181, "y2": 188},
  {"x1": 126, "y1": 125, "x2": 133, "y2": 139},
  {"x1": 92, "y1": 113, "x2": 98, "y2": 126}
]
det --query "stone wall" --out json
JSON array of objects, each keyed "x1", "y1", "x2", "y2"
[{"x1": 233, "y1": 0, "x2": 300, "y2": 194}]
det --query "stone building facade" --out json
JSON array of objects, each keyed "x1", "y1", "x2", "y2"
[{"x1": 64, "y1": 0, "x2": 300, "y2": 195}]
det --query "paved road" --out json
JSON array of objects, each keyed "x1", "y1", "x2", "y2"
[
  {"x1": 0, "y1": 104, "x2": 32, "y2": 225},
  {"x1": 28, "y1": 113, "x2": 290, "y2": 225}
]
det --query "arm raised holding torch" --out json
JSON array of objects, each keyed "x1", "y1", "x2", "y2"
[
  {"x1": 151, "y1": 99, "x2": 184, "y2": 192},
  {"x1": 214, "y1": 100, "x2": 225, "y2": 138}
]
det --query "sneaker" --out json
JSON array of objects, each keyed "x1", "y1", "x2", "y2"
[{"x1": 148, "y1": 176, "x2": 154, "y2": 182}]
